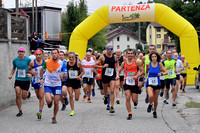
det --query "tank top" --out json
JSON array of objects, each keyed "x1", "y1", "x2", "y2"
[
  {"x1": 124, "y1": 59, "x2": 138, "y2": 86},
  {"x1": 180, "y1": 60, "x2": 187, "y2": 74},
  {"x1": 32, "y1": 59, "x2": 44, "y2": 84},
  {"x1": 67, "y1": 61, "x2": 80, "y2": 81},
  {"x1": 102, "y1": 54, "x2": 116, "y2": 77},
  {"x1": 147, "y1": 62, "x2": 161, "y2": 86}
]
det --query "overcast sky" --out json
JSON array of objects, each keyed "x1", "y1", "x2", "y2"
[{"x1": 4, "y1": 0, "x2": 150, "y2": 13}]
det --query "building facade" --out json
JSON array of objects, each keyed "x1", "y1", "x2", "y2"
[
  {"x1": 146, "y1": 22, "x2": 175, "y2": 53},
  {"x1": 107, "y1": 26, "x2": 146, "y2": 52}
]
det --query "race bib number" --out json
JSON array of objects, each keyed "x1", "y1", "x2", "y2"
[
  {"x1": 167, "y1": 70, "x2": 174, "y2": 77},
  {"x1": 182, "y1": 67, "x2": 186, "y2": 72},
  {"x1": 126, "y1": 77, "x2": 135, "y2": 86},
  {"x1": 148, "y1": 77, "x2": 158, "y2": 86},
  {"x1": 35, "y1": 76, "x2": 40, "y2": 83},
  {"x1": 55, "y1": 89, "x2": 62, "y2": 95},
  {"x1": 69, "y1": 70, "x2": 78, "y2": 79},
  {"x1": 18, "y1": 69, "x2": 26, "y2": 78},
  {"x1": 105, "y1": 68, "x2": 114, "y2": 76},
  {"x1": 85, "y1": 70, "x2": 92, "y2": 77}
]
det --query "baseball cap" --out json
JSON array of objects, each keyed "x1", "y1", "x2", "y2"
[
  {"x1": 88, "y1": 48, "x2": 93, "y2": 51},
  {"x1": 137, "y1": 49, "x2": 141, "y2": 52},
  {"x1": 106, "y1": 43, "x2": 113, "y2": 48},
  {"x1": 18, "y1": 47, "x2": 25, "y2": 52}
]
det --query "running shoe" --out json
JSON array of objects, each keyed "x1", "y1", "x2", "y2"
[
  {"x1": 172, "y1": 101, "x2": 176, "y2": 106},
  {"x1": 92, "y1": 89, "x2": 95, "y2": 97},
  {"x1": 37, "y1": 112, "x2": 42, "y2": 119},
  {"x1": 116, "y1": 99, "x2": 120, "y2": 104},
  {"x1": 27, "y1": 91, "x2": 31, "y2": 99},
  {"x1": 127, "y1": 113, "x2": 132, "y2": 120},
  {"x1": 109, "y1": 107, "x2": 115, "y2": 113},
  {"x1": 64, "y1": 97, "x2": 68, "y2": 105},
  {"x1": 88, "y1": 98, "x2": 92, "y2": 103},
  {"x1": 47, "y1": 101, "x2": 53, "y2": 108},
  {"x1": 104, "y1": 97, "x2": 108, "y2": 105},
  {"x1": 145, "y1": 95, "x2": 148, "y2": 103},
  {"x1": 182, "y1": 89, "x2": 185, "y2": 93},
  {"x1": 70, "y1": 110, "x2": 75, "y2": 116},
  {"x1": 82, "y1": 95, "x2": 86, "y2": 101},
  {"x1": 16, "y1": 111, "x2": 23, "y2": 117},
  {"x1": 61, "y1": 104, "x2": 66, "y2": 111},
  {"x1": 52, "y1": 117, "x2": 57, "y2": 124},
  {"x1": 153, "y1": 111, "x2": 157, "y2": 118},
  {"x1": 147, "y1": 104, "x2": 152, "y2": 113},
  {"x1": 106, "y1": 105, "x2": 110, "y2": 110},
  {"x1": 163, "y1": 100, "x2": 169, "y2": 104}
]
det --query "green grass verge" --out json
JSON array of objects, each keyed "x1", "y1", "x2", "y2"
[{"x1": 185, "y1": 102, "x2": 200, "y2": 108}]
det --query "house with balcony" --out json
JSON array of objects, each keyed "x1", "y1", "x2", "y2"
[
  {"x1": 107, "y1": 26, "x2": 146, "y2": 52},
  {"x1": 146, "y1": 22, "x2": 175, "y2": 53}
]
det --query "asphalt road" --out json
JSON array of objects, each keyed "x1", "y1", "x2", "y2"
[{"x1": 0, "y1": 85, "x2": 199, "y2": 133}]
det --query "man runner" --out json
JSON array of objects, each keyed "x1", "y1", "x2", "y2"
[
  {"x1": 40, "y1": 49, "x2": 67, "y2": 124},
  {"x1": 59, "y1": 51, "x2": 68, "y2": 111},
  {"x1": 95, "y1": 43, "x2": 118, "y2": 113},
  {"x1": 117, "y1": 49, "x2": 144, "y2": 119},
  {"x1": 163, "y1": 50, "x2": 177, "y2": 106},
  {"x1": 82, "y1": 52, "x2": 97, "y2": 103},
  {"x1": 28, "y1": 50, "x2": 45, "y2": 119},
  {"x1": 66, "y1": 52, "x2": 84, "y2": 116}
]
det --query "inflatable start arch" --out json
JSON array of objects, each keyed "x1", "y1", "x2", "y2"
[{"x1": 69, "y1": 3, "x2": 199, "y2": 84}]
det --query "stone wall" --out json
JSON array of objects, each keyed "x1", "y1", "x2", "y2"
[{"x1": 0, "y1": 8, "x2": 29, "y2": 109}]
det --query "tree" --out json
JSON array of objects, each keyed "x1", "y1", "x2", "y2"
[
  {"x1": 19, "y1": 0, "x2": 32, "y2": 7},
  {"x1": 62, "y1": 0, "x2": 107, "y2": 52},
  {"x1": 136, "y1": 43, "x2": 143, "y2": 51}
]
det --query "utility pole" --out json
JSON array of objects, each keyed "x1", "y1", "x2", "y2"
[
  {"x1": 0, "y1": 0, "x2": 2, "y2": 7},
  {"x1": 32, "y1": 0, "x2": 34, "y2": 33},
  {"x1": 35, "y1": 0, "x2": 38, "y2": 34},
  {"x1": 138, "y1": 22, "x2": 141, "y2": 44},
  {"x1": 16, "y1": 0, "x2": 19, "y2": 16}
]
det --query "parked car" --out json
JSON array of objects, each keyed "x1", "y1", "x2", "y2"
[{"x1": 193, "y1": 65, "x2": 200, "y2": 89}]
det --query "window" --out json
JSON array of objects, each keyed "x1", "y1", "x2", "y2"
[
  {"x1": 157, "y1": 34, "x2": 161, "y2": 38},
  {"x1": 164, "y1": 28, "x2": 167, "y2": 32},
  {"x1": 157, "y1": 28, "x2": 161, "y2": 32},
  {"x1": 117, "y1": 45, "x2": 120, "y2": 49},
  {"x1": 150, "y1": 35, "x2": 151, "y2": 39},
  {"x1": 117, "y1": 37, "x2": 120, "y2": 41},
  {"x1": 150, "y1": 26, "x2": 151, "y2": 29},
  {"x1": 127, "y1": 45, "x2": 130, "y2": 49},
  {"x1": 127, "y1": 36, "x2": 130, "y2": 41},
  {"x1": 157, "y1": 44, "x2": 161, "y2": 49}
]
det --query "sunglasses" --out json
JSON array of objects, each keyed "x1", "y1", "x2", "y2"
[{"x1": 107, "y1": 48, "x2": 113, "y2": 51}]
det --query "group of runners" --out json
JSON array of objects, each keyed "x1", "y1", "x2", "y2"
[{"x1": 8, "y1": 44, "x2": 190, "y2": 123}]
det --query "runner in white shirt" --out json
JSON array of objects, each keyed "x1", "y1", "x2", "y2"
[
  {"x1": 174, "y1": 53, "x2": 184, "y2": 100},
  {"x1": 40, "y1": 49, "x2": 67, "y2": 124},
  {"x1": 81, "y1": 52, "x2": 97, "y2": 103}
]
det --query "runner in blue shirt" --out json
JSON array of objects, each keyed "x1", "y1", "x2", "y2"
[{"x1": 9, "y1": 47, "x2": 32, "y2": 117}]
